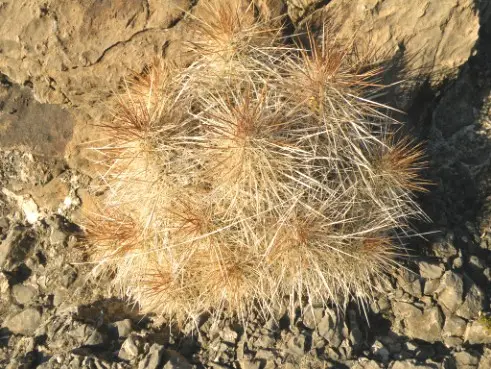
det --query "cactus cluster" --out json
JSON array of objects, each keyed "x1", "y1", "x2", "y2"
[{"x1": 84, "y1": 0, "x2": 427, "y2": 323}]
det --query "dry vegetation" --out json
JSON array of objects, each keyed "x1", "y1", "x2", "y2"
[{"x1": 83, "y1": 0, "x2": 428, "y2": 324}]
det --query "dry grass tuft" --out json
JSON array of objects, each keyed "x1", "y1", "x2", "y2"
[{"x1": 83, "y1": 0, "x2": 429, "y2": 324}]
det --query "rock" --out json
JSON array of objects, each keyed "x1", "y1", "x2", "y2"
[
  {"x1": 306, "y1": 0, "x2": 483, "y2": 87},
  {"x1": 163, "y1": 349, "x2": 193, "y2": 369},
  {"x1": 119, "y1": 334, "x2": 139, "y2": 361},
  {"x1": 351, "y1": 359, "x2": 382, "y2": 369},
  {"x1": 435, "y1": 271, "x2": 464, "y2": 313},
  {"x1": 317, "y1": 308, "x2": 345, "y2": 347},
  {"x1": 371, "y1": 340, "x2": 390, "y2": 363},
  {"x1": 393, "y1": 302, "x2": 443, "y2": 342},
  {"x1": 302, "y1": 307, "x2": 323, "y2": 329},
  {"x1": 390, "y1": 360, "x2": 437, "y2": 369},
  {"x1": 464, "y1": 320, "x2": 491, "y2": 344},
  {"x1": 397, "y1": 270, "x2": 423, "y2": 298},
  {"x1": 138, "y1": 344, "x2": 165, "y2": 369},
  {"x1": 479, "y1": 349, "x2": 491, "y2": 369},
  {"x1": 11, "y1": 283, "x2": 37, "y2": 305},
  {"x1": 456, "y1": 283, "x2": 485, "y2": 320},
  {"x1": 112, "y1": 319, "x2": 133, "y2": 338},
  {"x1": 453, "y1": 351, "x2": 480, "y2": 369},
  {"x1": 0, "y1": 226, "x2": 35, "y2": 269},
  {"x1": 423, "y1": 279, "x2": 440, "y2": 295},
  {"x1": 453, "y1": 256, "x2": 464, "y2": 269},
  {"x1": 253, "y1": 333, "x2": 275, "y2": 349},
  {"x1": 85, "y1": 329, "x2": 106, "y2": 346},
  {"x1": 287, "y1": 334, "x2": 305, "y2": 356},
  {"x1": 419, "y1": 262, "x2": 444, "y2": 279},
  {"x1": 50, "y1": 228, "x2": 67, "y2": 245},
  {"x1": 240, "y1": 360, "x2": 261, "y2": 369},
  {"x1": 4, "y1": 307, "x2": 42, "y2": 335},
  {"x1": 220, "y1": 326, "x2": 238, "y2": 344},
  {"x1": 444, "y1": 336, "x2": 464, "y2": 347},
  {"x1": 443, "y1": 316, "x2": 467, "y2": 338},
  {"x1": 32, "y1": 176, "x2": 71, "y2": 212},
  {"x1": 468, "y1": 255, "x2": 486, "y2": 271}
]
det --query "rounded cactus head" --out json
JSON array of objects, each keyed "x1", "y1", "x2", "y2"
[{"x1": 84, "y1": 1, "x2": 428, "y2": 323}]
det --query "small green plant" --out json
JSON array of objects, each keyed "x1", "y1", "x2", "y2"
[
  {"x1": 478, "y1": 315, "x2": 491, "y2": 332},
  {"x1": 84, "y1": 0, "x2": 428, "y2": 323}
]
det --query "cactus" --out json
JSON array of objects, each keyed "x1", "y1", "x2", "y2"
[{"x1": 84, "y1": 0, "x2": 428, "y2": 323}]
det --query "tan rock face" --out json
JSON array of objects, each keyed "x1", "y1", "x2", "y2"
[
  {"x1": 306, "y1": 0, "x2": 484, "y2": 79},
  {"x1": 0, "y1": 0, "x2": 484, "y2": 109},
  {"x1": 0, "y1": 0, "x2": 192, "y2": 108},
  {"x1": 0, "y1": 0, "x2": 486, "y2": 169}
]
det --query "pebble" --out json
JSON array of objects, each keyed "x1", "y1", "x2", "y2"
[
  {"x1": 138, "y1": 344, "x2": 165, "y2": 369},
  {"x1": 119, "y1": 334, "x2": 139, "y2": 361},
  {"x1": 371, "y1": 340, "x2": 390, "y2": 363},
  {"x1": 112, "y1": 319, "x2": 133, "y2": 338},
  {"x1": 443, "y1": 316, "x2": 467, "y2": 337},
  {"x1": 418, "y1": 261, "x2": 444, "y2": 279},
  {"x1": 464, "y1": 320, "x2": 491, "y2": 344},
  {"x1": 11, "y1": 283, "x2": 37, "y2": 305},
  {"x1": 456, "y1": 283, "x2": 485, "y2": 320},
  {"x1": 435, "y1": 271, "x2": 464, "y2": 313},
  {"x1": 4, "y1": 307, "x2": 42, "y2": 335}
]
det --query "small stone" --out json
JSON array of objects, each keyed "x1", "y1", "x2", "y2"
[
  {"x1": 435, "y1": 271, "x2": 464, "y2": 313},
  {"x1": 119, "y1": 334, "x2": 139, "y2": 361},
  {"x1": 432, "y1": 236, "x2": 458, "y2": 260},
  {"x1": 392, "y1": 302, "x2": 443, "y2": 342},
  {"x1": 53, "y1": 288, "x2": 67, "y2": 307},
  {"x1": 287, "y1": 334, "x2": 305, "y2": 356},
  {"x1": 468, "y1": 255, "x2": 485, "y2": 270},
  {"x1": 113, "y1": 319, "x2": 133, "y2": 338},
  {"x1": 351, "y1": 359, "x2": 381, "y2": 369},
  {"x1": 478, "y1": 348, "x2": 491, "y2": 369},
  {"x1": 50, "y1": 228, "x2": 67, "y2": 245},
  {"x1": 302, "y1": 307, "x2": 323, "y2": 329},
  {"x1": 138, "y1": 344, "x2": 165, "y2": 369},
  {"x1": 240, "y1": 360, "x2": 261, "y2": 369},
  {"x1": 464, "y1": 320, "x2": 491, "y2": 344},
  {"x1": 371, "y1": 340, "x2": 390, "y2": 363},
  {"x1": 163, "y1": 349, "x2": 192, "y2": 369},
  {"x1": 390, "y1": 360, "x2": 437, "y2": 369},
  {"x1": 456, "y1": 283, "x2": 485, "y2": 320},
  {"x1": 0, "y1": 226, "x2": 34, "y2": 269},
  {"x1": 220, "y1": 326, "x2": 238, "y2": 344},
  {"x1": 255, "y1": 349, "x2": 276, "y2": 361},
  {"x1": 397, "y1": 270, "x2": 422, "y2": 298},
  {"x1": 423, "y1": 279, "x2": 440, "y2": 295},
  {"x1": 453, "y1": 256, "x2": 464, "y2": 269},
  {"x1": 60, "y1": 266, "x2": 77, "y2": 288},
  {"x1": 4, "y1": 307, "x2": 42, "y2": 335},
  {"x1": 453, "y1": 351, "x2": 480, "y2": 368},
  {"x1": 443, "y1": 316, "x2": 467, "y2": 337},
  {"x1": 483, "y1": 268, "x2": 491, "y2": 282},
  {"x1": 317, "y1": 309, "x2": 344, "y2": 347},
  {"x1": 419, "y1": 261, "x2": 444, "y2": 279},
  {"x1": 11, "y1": 284, "x2": 37, "y2": 305},
  {"x1": 85, "y1": 329, "x2": 106, "y2": 346},
  {"x1": 254, "y1": 333, "x2": 275, "y2": 348},
  {"x1": 443, "y1": 336, "x2": 464, "y2": 347}
]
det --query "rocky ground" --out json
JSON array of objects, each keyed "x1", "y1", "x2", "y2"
[{"x1": 0, "y1": 1, "x2": 490, "y2": 368}]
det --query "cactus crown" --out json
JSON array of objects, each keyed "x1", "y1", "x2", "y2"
[{"x1": 84, "y1": 0, "x2": 428, "y2": 323}]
